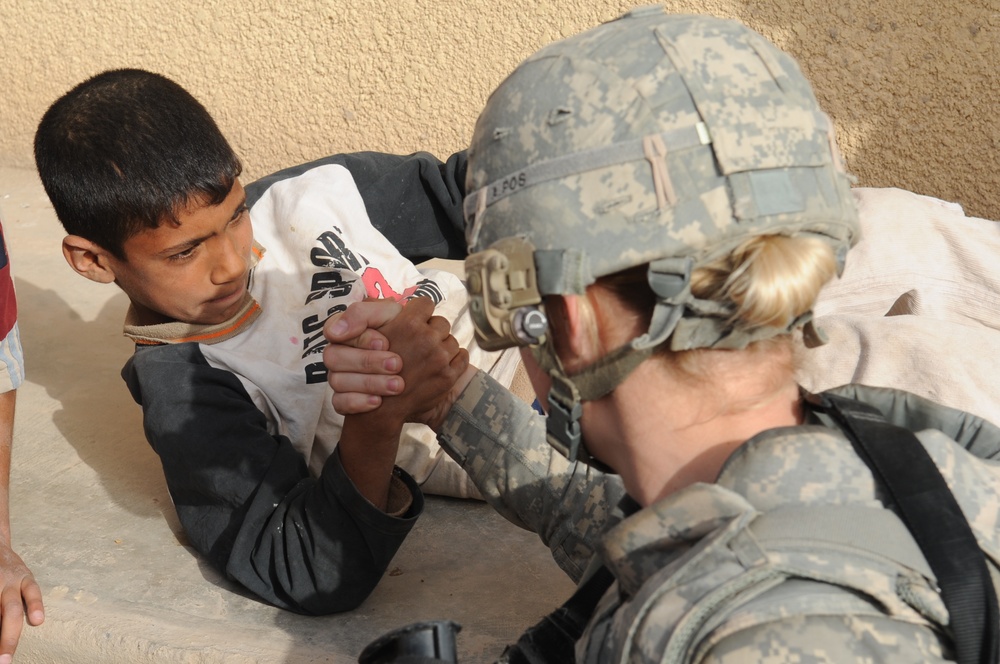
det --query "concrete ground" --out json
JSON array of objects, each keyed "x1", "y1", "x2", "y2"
[{"x1": 0, "y1": 166, "x2": 574, "y2": 663}]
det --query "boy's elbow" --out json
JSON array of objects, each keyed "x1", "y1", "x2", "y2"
[
  {"x1": 227, "y1": 551, "x2": 389, "y2": 615},
  {"x1": 290, "y1": 578, "x2": 378, "y2": 615}
]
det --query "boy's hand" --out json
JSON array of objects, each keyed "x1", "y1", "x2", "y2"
[
  {"x1": 331, "y1": 298, "x2": 470, "y2": 510},
  {"x1": 324, "y1": 298, "x2": 476, "y2": 429},
  {"x1": 323, "y1": 300, "x2": 404, "y2": 415},
  {"x1": 0, "y1": 541, "x2": 43, "y2": 664}
]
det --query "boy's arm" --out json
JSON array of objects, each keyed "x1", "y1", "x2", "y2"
[
  {"x1": 0, "y1": 220, "x2": 44, "y2": 660},
  {"x1": 0, "y1": 387, "x2": 44, "y2": 661},
  {"x1": 246, "y1": 151, "x2": 469, "y2": 264},
  {"x1": 122, "y1": 343, "x2": 421, "y2": 615},
  {"x1": 335, "y1": 298, "x2": 470, "y2": 510}
]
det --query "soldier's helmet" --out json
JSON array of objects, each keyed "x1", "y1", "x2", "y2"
[{"x1": 462, "y1": 7, "x2": 860, "y2": 464}]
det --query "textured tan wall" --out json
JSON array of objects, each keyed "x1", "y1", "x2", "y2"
[{"x1": 2, "y1": 0, "x2": 997, "y2": 219}]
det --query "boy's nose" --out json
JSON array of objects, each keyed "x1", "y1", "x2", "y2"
[{"x1": 212, "y1": 237, "x2": 246, "y2": 284}]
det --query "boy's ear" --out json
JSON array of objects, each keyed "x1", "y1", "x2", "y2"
[{"x1": 62, "y1": 235, "x2": 118, "y2": 284}]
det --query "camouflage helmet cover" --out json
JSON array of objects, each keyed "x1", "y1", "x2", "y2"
[{"x1": 464, "y1": 7, "x2": 859, "y2": 352}]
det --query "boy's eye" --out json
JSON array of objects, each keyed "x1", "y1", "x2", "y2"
[{"x1": 169, "y1": 246, "x2": 197, "y2": 261}]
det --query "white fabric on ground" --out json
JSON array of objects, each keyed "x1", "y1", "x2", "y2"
[{"x1": 799, "y1": 187, "x2": 1000, "y2": 425}]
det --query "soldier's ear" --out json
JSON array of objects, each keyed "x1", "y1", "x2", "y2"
[
  {"x1": 62, "y1": 235, "x2": 117, "y2": 284},
  {"x1": 548, "y1": 294, "x2": 602, "y2": 371}
]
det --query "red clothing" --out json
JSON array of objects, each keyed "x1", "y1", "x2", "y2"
[{"x1": 0, "y1": 221, "x2": 16, "y2": 339}]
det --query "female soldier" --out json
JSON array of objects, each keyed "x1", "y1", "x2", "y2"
[{"x1": 326, "y1": 9, "x2": 1000, "y2": 663}]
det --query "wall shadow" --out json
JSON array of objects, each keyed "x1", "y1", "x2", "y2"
[{"x1": 15, "y1": 277, "x2": 176, "y2": 523}]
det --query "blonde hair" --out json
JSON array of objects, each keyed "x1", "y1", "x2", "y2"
[
  {"x1": 578, "y1": 234, "x2": 838, "y2": 384},
  {"x1": 691, "y1": 234, "x2": 838, "y2": 329}
]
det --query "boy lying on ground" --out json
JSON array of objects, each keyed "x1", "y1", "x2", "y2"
[{"x1": 33, "y1": 68, "x2": 519, "y2": 613}]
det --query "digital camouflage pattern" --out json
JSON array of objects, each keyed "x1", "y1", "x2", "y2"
[
  {"x1": 438, "y1": 369, "x2": 625, "y2": 580},
  {"x1": 464, "y1": 8, "x2": 859, "y2": 353},
  {"x1": 445, "y1": 8, "x2": 1000, "y2": 661},
  {"x1": 437, "y1": 373, "x2": 1000, "y2": 662},
  {"x1": 460, "y1": 8, "x2": 866, "y2": 466}
]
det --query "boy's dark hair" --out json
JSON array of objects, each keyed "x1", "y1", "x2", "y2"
[{"x1": 34, "y1": 68, "x2": 242, "y2": 259}]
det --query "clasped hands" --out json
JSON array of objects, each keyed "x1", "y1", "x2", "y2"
[{"x1": 322, "y1": 298, "x2": 475, "y2": 430}]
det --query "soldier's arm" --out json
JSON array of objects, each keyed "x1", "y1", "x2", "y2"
[
  {"x1": 438, "y1": 369, "x2": 626, "y2": 581},
  {"x1": 325, "y1": 300, "x2": 626, "y2": 581}
]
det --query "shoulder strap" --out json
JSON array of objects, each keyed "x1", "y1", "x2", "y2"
[{"x1": 817, "y1": 392, "x2": 999, "y2": 664}]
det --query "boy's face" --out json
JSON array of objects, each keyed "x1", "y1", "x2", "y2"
[{"x1": 107, "y1": 181, "x2": 254, "y2": 325}]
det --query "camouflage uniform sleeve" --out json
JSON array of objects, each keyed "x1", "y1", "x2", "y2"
[{"x1": 437, "y1": 369, "x2": 626, "y2": 581}]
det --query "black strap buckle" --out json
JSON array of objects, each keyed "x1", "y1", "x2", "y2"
[{"x1": 545, "y1": 374, "x2": 582, "y2": 462}]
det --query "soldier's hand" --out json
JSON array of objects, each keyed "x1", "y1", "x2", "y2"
[{"x1": 368, "y1": 297, "x2": 470, "y2": 427}]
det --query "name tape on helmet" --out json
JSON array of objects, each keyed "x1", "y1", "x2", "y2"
[{"x1": 464, "y1": 122, "x2": 712, "y2": 249}]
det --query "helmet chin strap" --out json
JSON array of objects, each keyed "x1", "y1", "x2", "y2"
[
  {"x1": 530, "y1": 336, "x2": 658, "y2": 473},
  {"x1": 530, "y1": 298, "x2": 821, "y2": 470},
  {"x1": 529, "y1": 263, "x2": 688, "y2": 471}
]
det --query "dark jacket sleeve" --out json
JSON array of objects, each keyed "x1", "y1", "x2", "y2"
[
  {"x1": 122, "y1": 343, "x2": 423, "y2": 614},
  {"x1": 245, "y1": 151, "x2": 469, "y2": 263}
]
